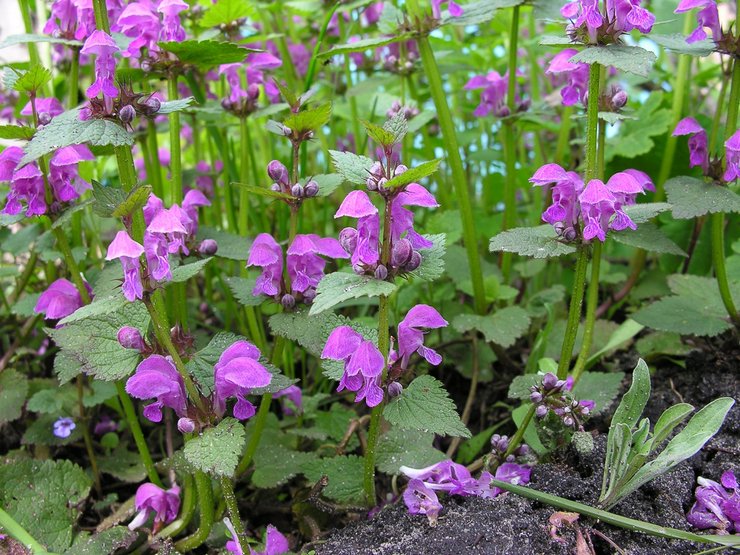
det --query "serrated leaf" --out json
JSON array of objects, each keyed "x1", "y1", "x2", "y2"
[
  {"x1": 252, "y1": 443, "x2": 319, "y2": 488},
  {"x1": 0, "y1": 369, "x2": 28, "y2": 424},
  {"x1": 309, "y1": 272, "x2": 397, "y2": 315},
  {"x1": 98, "y1": 447, "x2": 147, "y2": 483},
  {"x1": 319, "y1": 35, "x2": 411, "y2": 58},
  {"x1": 0, "y1": 459, "x2": 92, "y2": 552},
  {"x1": 196, "y1": 225, "x2": 251, "y2": 260},
  {"x1": 159, "y1": 40, "x2": 250, "y2": 68},
  {"x1": 200, "y1": 0, "x2": 256, "y2": 28},
  {"x1": 303, "y1": 455, "x2": 365, "y2": 504},
  {"x1": 63, "y1": 527, "x2": 137, "y2": 555},
  {"x1": 569, "y1": 45, "x2": 656, "y2": 77},
  {"x1": 170, "y1": 257, "x2": 212, "y2": 283},
  {"x1": 452, "y1": 306, "x2": 531, "y2": 348},
  {"x1": 157, "y1": 97, "x2": 196, "y2": 114},
  {"x1": 284, "y1": 103, "x2": 332, "y2": 134},
  {"x1": 0, "y1": 33, "x2": 82, "y2": 49},
  {"x1": 632, "y1": 296, "x2": 733, "y2": 336},
  {"x1": 665, "y1": 176, "x2": 740, "y2": 219},
  {"x1": 91, "y1": 180, "x2": 126, "y2": 217},
  {"x1": 443, "y1": 0, "x2": 523, "y2": 25},
  {"x1": 82, "y1": 381, "x2": 117, "y2": 408},
  {"x1": 651, "y1": 33, "x2": 714, "y2": 57},
  {"x1": 622, "y1": 202, "x2": 671, "y2": 223},
  {"x1": 14, "y1": 64, "x2": 51, "y2": 93},
  {"x1": 383, "y1": 112, "x2": 409, "y2": 143},
  {"x1": 571, "y1": 371, "x2": 625, "y2": 415},
  {"x1": 313, "y1": 173, "x2": 344, "y2": 197},
  {"x1": 0, "y1": 125, "x2": 35, "y2": 140},
  {"x1": 184, "y1": 417, "x2": 246, "y2": 477},
  {"x1": 409, "y1": 233, "x2": 446, "y2": 281},
  {"x1": 112, "y1": 184, "x2": 152, "y2": 219},
  {"x1": 26, "y1": 387, "x2": 75, "y2": 414},
  {"x1": 22, "y1": 109, "x2": 133, "y2": 166},
  {"x1": 489, "y1": 225, "x2": 577, "y2": 258},
  {"x1": 384, "y1": 159, "x2": 441, "y2": 190},
  {"x1": 376, "y1": 428, "x2": 446, "y2": 474},
  {"x1": 225, "y1": 276, "x2": 263, "y2": 306},
  {"x1": 383, "y1": 375, "x2": 470, "y2": 438},
  {"x1": 361, "y1": 119, "x2": 396, "y2": 147},
  {"x1": 329, "y1": 150, "x2": 375, "y2": 185},
  {"x1": 612, "y1": 222, "x2": 687, "y2": 256}
]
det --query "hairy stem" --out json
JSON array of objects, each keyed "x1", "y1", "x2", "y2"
[
  {"x1": 221, "y1": 477, "x2": 248, "y2": 554},
  {"x1": 239, "y1": 116, "x2": 251, "y2": 237},
  {"x1": 572, "y1": 241, "x2": 602, "y2": 381},
  {"x1": 174, "y1": 471, "x2": 214, "y2": 552},
  {"x1": 556, "y1": 246, "x2": 589, "y2": 379},
  {"x1": 116, "y1": 381, "x2": 163, "y2": 487},
  {"x1": 156, "y1": 473, "x2": 195, "y2": 539}
]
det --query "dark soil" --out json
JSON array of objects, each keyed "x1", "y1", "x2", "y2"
[{"x1": 310, "y1": 334, "x2": 739, "y2": 555}]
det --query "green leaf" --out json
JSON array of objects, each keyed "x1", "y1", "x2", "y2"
[
  {"x1": 571, "y1": 371, "x2": 625, "y2": 415},
  {"x1": 0, "y1": 459, "x2": 92, "y2": 552},
  {"x1": 64, "y1": 527, "x2": 137, "y2": 555},
  {"x1": 196, "y1": 225, "x2": 251, "y2": 260},
  {"x1": 22, "y1": 108, "x2": 133, "y2": 166},
  {"x1": 170, "y1": 257, "x2": 212, "y2": 283},
  {"x1": 184, "y1": 417, "x2": 246, "y2": 477},
  {"x1": 329, "y1": 150, "x2": 375, "y2": 185},
  {"x1": 200, "y1": 0, "x2": 255, "y2": 27},
  {"x1": 489, "y1": 225, "x2": 577, "y2": 258},
  {"x1": 252, "y1": 443, "x2": 318, "y2": 488},
  {"x1": 632, "y1": 296, "x2": 733, "y2": 337},
  {"x1": 383, "y1": 112, "x2": 409, "y2": 144},
  {"x1": 26, "y1": 387, "x2": 75, "y2": 414},
  {"x1": 225, "y1": 276, "x2": 263, "y2": 306},
  {"x1": 452, "y1": 306, "x2": 531, "y2": 348},
  {"x1": 91, "y1": 180, "x2": 126, "y2": 218},
  {"x1": 157, "y1": 97, "x2": 196, "y2": 114},
  {"x1": 0, "y1": 33, "x2": 81, "y2": 49},
  {"x1": 303, "y1": 455, "x2": 366, "y2": 504},
  {"x1": 585, "y1": 319, "x2": 643, "y2": 368},
  {"x1": 319, "y1": 35, "x2": 412, "y2": 58},
  {"x1": 231, "y1": 182, "x2": 293, "y2": 201},
  {"x1": 616, "y1": 397, "x2": 735, "y2": 508},
  {"x1": 159, "y1": 40, "x2": 250, "y2": 68},
  {"x1": 98, "y1": 447, "x2": 147, "y2": 483},
  {"x1": 605, "y1": 93, "x2": 672, "y2": 161},
  {"x1": 112, "y1": 184, "x2": 152, "y2": 219},
  {"x1": 665, "y1": 176, "x2": 740, "y2": 219},
  {"x1": 611, "y1": 223, "x2": 687, "y2": 256},
  {"x1": 651, "y1": 33, "x2": 714, "y2": 57},
  {"x1": 507, "y1": 375, "x2": 540, "y2": 400},
  {"x1": 376, "y1": 428, "x2": 446, "y2": 474},
  {"x1": 622, "y1": 202, "x2": 672, "y2": 223},
  {"x1": 569, "y1": 45, "x2": 656, "y2": 77},
  {"x1": 384, "y1": 159, "x2": 441, "y2": 190},
  {"x1": 0, "y1": 125, "x2": 35, "y2": 140},
  {"x1": 611, "y1": 359, "x2": 651, "y2": 432},
  {"x1": 409, "y1": 234, "x2": 446, "y2": 281},
  {"x1": 82, "y1": 381, "x2": 117, "y2": 408},
  {"x1": 57, "y1": 293, "x2": 126, "y2": 325},
  {"x1": 14, "y1": 64, "x2": 51, "y2": 94},
  {"x1": 49, "y1": 302, "x2": 150, "y2": 381},
  {"x1": 383, "y1": 375, "x2": 470, "y2": 438},
  {"x1": 284, "y1": 103, "x2": 332, "y2": 134},
  {"x1": 443, "y1": 0, "x2": 523, "y2": 25},
  {"x1": 313, "y1": 173, "x2": 344, "y2": 197},
  {"x1": 650, "y1": 403, "x2": 694, "y2": 450},
  {"x1": 513, "y1": 403, "x2": 546, "y2": 455},
  {"x1": 0, "y1": 369, "x2": 28, "y2": 424},
  {"x1": 309, "y1": 272, "x2": 397, "y2": 315},
  {"x1": 361, "y1": 119, "x2": 396, "y2": 147}
]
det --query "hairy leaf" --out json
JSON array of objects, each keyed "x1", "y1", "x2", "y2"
[
  {"x1": 376, "y1": 428, "x2": 446, "y2": 474},
  {"x1": 489, "y1": 226, "x2": 577, "y2": 258},
  {"x1": 665, "y1": 176, "x2": 740, "y2": 219},
  {"x1": 452, "y1": 306, "x2": 531, "y2": 348},
  {"x1": 329, "y1": 150, "x2": 375, "y2": 185},
  {"x1": 0, "y1": 369, "x2": 28, "y2": 424},
  {"x1": 184, "y1": 417, "x2": 246, "y2": 477},
  {"x1": 569, "y1": 45, "x2": 656, "y2": 77},
  {"x1": 310, "y1": 272, "x2": 397, "y2": 315}
]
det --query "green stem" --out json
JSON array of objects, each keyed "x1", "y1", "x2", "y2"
[
  {"x1": 220, "y1": 477, "x2": 248, "y2": 554},
  {"x1": 168, "y1": 75, "x2": 183, "y2": 206},
  {"x1": 501, "y1": 5, "x2": 521, "y2": 282},
  {"x1": 77, "y1": 375, "x2": 102, "y2": 495},
  {"x1": 68, "y1": 48, "x2": 80, "y2": 110},
  {"x1": 17, "y1": 0, "x2": 40, "y2": 66},
  {"x1": 116, "y1": 381, "x2": 163, "y2": 487},
  {"x1": 236, "y1": 391, "x2": 273, "y2": 476},
  {"x1": 303, "y1": 3, "x2": 340, "y2": 92},
  {"x1": 0, "y1": 507, "x2": 48, "y2": 554},
  {"x1": 556, "y1": 246, "x2": 589, "y2": 379},
  {"x1": 239, "y1": 116, "x2": 250, "y2": 237},
  {"x1": 146, "y1": 121, "x2": 164, "y2": 198},
  {"x1": 554, "y1": 106, "x2": 574, "y2": 165},
  {"x1": 583, "y1": 64, "x2": 601, "y2": 181},
  {"x1": 572, "y1": 241, "x2": 602, "y2": 381},
  {"x1": 92, "y1": 0, "x2": 110, "y2": 32},
  {"x1": 174, "y1": 471, "x2": 214, "y2": 552},
  {"x1": 494, "y1": 404, "x2": 536, "y2": 470},
  {"x1": 156, "y1": 473, "x2": 195, "y2": 539},
  {"x1": 414, "y1": 32, "x2": 486, "y2": 314}
]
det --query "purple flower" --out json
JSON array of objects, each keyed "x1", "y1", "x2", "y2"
[
  {"x1": 475, "y1": 463, "x2": 532, "y2": 498},
  {"x1": 214, "y1": 341, "x2": 272, "y2": 420},
  {"x1": 225, "y1": 521, "x2": 289, "y2": 555},
  {"x1": 397, "y1": 304, "x2": 448, "y2": 369},
  {"x1": 400, "y1": 460, "x2": 477, "y2": 495},
  {"x1": 675, "y1": 0, "x2": 721, "y2": 44},
  {"x1": 0, "y1": 147, "x2": 46, "y2": 217},
  {"x1": 182, "y1": 189, "x2": 210, "y2": 236},
  {"x1": 287, "y1": 234, "x2": 348, "y2": 297},
  {"x1": 219, "y1": 52, "x2": 282, "y2": 106},
  {"x1": 673, "y1": 117, "x2": 709, "y2": 172},
  {"x1": 687, "y1": 471, "x2": 739, "y2": 533},
  {"x1": 20, "y1": 97, "x2": 64, "y2": 120},
  {"x1": 157, "y1": 0, "x2": 188, "y2": 42},
  {"x1": 34, "y1": 278, "x2": 89, "y2": 320},
  {"x1": 322, "y1": 326, "x2": 384, "y2": 408},
  {"x1": 125, "y1": 355, "x2": 188, "y2": 422},
  {"x1": 723, "y1": 130, "x2": 740, "y2": 182},
  {"x1": 49, "y1": 145, "x2": 95, "y2": 203},
  {"x1": 105, "y1": 230, "x2": 145, "y2": 302},
  {"x1": 144, "y1": 204, "x2": 189, "y2": 282},
  {"x1": 530, "y1": 163, "x2": 585, "y2": 233},
  {"x1": 81, "y1": 31, "x2": 120, "y2": 100},
  {"x1": 390, "y1": 183, "x2": 438, "y2": 249},
  {"x1": 546, "y1": 49, "x2": 589, "y2": 106},
  {"x1": 116, "y1": 1, "x2": 160, "y2": 59},
  {"x1": 403, "y1": 479, "x2": 443, "y2": 525},
  {"x1": 94, "y1": 415, "x2": 118, "y2": 435},
  {"x1": 52, "y1": 416, "x2": 75, "y2": 438},
  {"x1": 561, "y1": 0, "x2": 654, "y2": 42},
  {"x1": 247, "y1": 233, "x2": 284, "y2": 297},
  {"x1": 431, "y1": 0, "x2": 464, "y2": 19},
  {"x1": 128, "y1": 483, "x2": 180, "y2": 531},
  {"x1": 464, "y1": 71, "x2": 509, "y2": 118},
  {"x1": 274, "y1": 385, "x2": 302, "y2": 415},
  {"x1": 335, "y1": 190, "x2": 380, "y2": 269}
]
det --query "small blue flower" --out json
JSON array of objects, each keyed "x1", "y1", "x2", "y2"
[{"x1": 53, "y1": 417, "x2": 75, "y2": 438}]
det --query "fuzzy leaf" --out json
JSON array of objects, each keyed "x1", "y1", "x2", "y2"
[
  {"x1": 159, "y1": 40, "x2": 250, "y2": 68},
  {"x1": 569, "y1": 45, "x2": 656, "y2": 77},
  {"x1": 232, "y1": 182, "x2": 292, "y2": 201},
  {"x1": 665, "y1": 176, "x2": 740, "y2": 219},
  {"x1": 303, "y1": 455, "x2": 366, "y2": 504},
  {"x1": 320, "y1": 35, "x2": 411, "y2": 58},
  {"x1": 489, "y1": 225, "x2": 577, "y2": 258},
  {"x1": 0, "y1": 125, "x2": 35, "y2": 140},
  {"x1": 312, "y1": 173, "x2": 344, "y2": 197},
  {"x1": 631, "y1": 296, "x2": 733, "y2": 336},
  {"x1": 622, "y1": 202, "x2": 671, "y2": 223},
  {"x1": 361, "y1": 119, "x2": 396, "y2": 147},
  {"x1": 376, "y1": 428, "x2": 446, "y2": 474},
  {"x1": 184, "y1": 417, "x2": 246, "y2": 477},
  {"x1": 309, "y1": 272, "x2": 397, "y2": 315},
  {"x1": 0, "y1": 369, "x2": 28, "y2": 425},
  {"x1": 611, "y1": 359, "x2": 651, "y2": 431},
  {"x1": 0, "y1": 33, "x2": 82, "y2": 49},
  {"x1": 252, "y1": 443, "x2": 319, "y2": 488},
  {"x1": 63, "y1": 527, "x2": 137, "y2": 555},
  {"x1": 157, "y1": 97, "x2": 196, "y2": 114},
  {"x1": 651, "y1": 34, "x2": 714, "y2": 57},
  {"x1": 384, "y1": 375, "x2": 471, "y2": 438},
  {"x1": 409, "y1": 233, "x2": 446, "y2": 281},
  {"x1": 225, "y1": 276, "x2": 263, "y2": 306},
  {"x1": 452, "y1": 306, "x2": 531, "y2": 348},
  {"x1": 196, "y1": 226, "x2": 251, "y2": 260},
  {"x1": 612, "y1": 223, "x2": 687, "y2": 256},
  {"x1": 329, "y1": 150, "x2": 375, "y2": 185},
  {"x1": 200, "y1": 0, "x2": 255, "y2": 28},
  {"x1": 650, "y1": 403, "x2": 694, "y2": 449},
  {"x1": 284, "y1": 103, "x2": 331, "y2": 134},
  {"x1": 170, "y1": 257, "x2": 212, "y2": 283},
  {"x1": 384, "y1": 159, "x2": 441, "y2": 190},
  {"x1": 571, "y1": 371, "x2": 625, "y2": 415},
  {"x1": 14, "y1": 65, "x2": 51, "y2": 94}
]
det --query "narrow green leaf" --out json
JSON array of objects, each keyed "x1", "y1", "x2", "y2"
[{"x1": 650, "y1": 403, "x2": 694, "y2": 450}]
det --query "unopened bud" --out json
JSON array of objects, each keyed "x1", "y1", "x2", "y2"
[
  {"x1": 271, "y1": 183, "x2": 282, "y2": 192},
  {"x1": 374, "y1": 264, "x2": 388, "y2": 280},
  {"x1": 304, "y1": 180, "x2": 319, "y2": 197},
  {"x1": 221, "y1": 98, "x2": 233, "y2": 111},
  {"x1": 563, "y1": 227, "x2": 577, "y2": 242},
  {"x1": 119, "y1": 104, "x2": 135, "y2": 124},
  {"x1": 377, "y1": 177, "x2": 388, "y2": 192},
  {"x1": 117, "y1": 326, "x2": 145, "y2": 351},
  {"x1": 177, "y1": 417, "x2": 195, "y2": 434},
  {"x1": 282, "y1": 125, "x2": 293, "y2": 137},
  {"x1": 146, "y1": 97, "x2": 161, "y2": 113},
  {"x1": 530, "y1": 391, "x2": 543, "y2": 403},
  {"x1": 366, "y1": 178, "x2": 378, "y2": 191},
  {"x1": 38, "y1": 112, "x2": 52, "y2": 125},
  {"x1": 391, "y1": 238, "x2": 413, "y2": 267},
  {"x1": 247, "y1": 83, "x2": 260, "y2": 100},
  {"x1": 291, "y1": 183, "x2": 304, "y2": 197},
  {"x1": 612, "y1": 89, "x2": 628, "y2": 109},
  {"x1": 198, "y1": 239, "x2": 218, "y2": 255},
  {"x1": 563, "y1": 416, "x2": 574, "y2": 427},
  {"x1": 369, "y1": 161, "x2": 383, "y2": 177},
  {"x1": 536, "y1": 405, "x2": 549, "y2": 418},
  {"x1": 267, "y1": 160, "x2": 289, "y2": 183},
  {"x1": 339, "y1": 227, "x2": 357, "y2": 254},
  {"x1": 542, "y1": 372, "x2": 558, "y2": 390},
  {"x1": 387, "y1": 381, "x2": 403, "y2": 398},
  {"x1": 141, "y1": 60, "x2": 153, "y2": 73},
  {"x1": 404, "y1": 251, "x2": 422, "y2": 272},
  {"x1": 352, "y1": 263, "x2": 365, "y2": 274},
  {"x1": 281, "y1": 294, "x2": 295, "y2": 309},
  {"x1": 394, "y1": 164, "x2": 408, "y2": 176}
]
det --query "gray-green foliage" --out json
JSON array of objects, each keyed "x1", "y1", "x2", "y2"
[
  {"x1": 599, "y1": 359, "x2": 734, "y2": 509},
  {"x1": 489, "y1": 226, "x2": 577, "y2": 258},
  {"x1": 665, "y1": 176, "x2": 740, "y2": 219},
  {"x1": 183, "y1": 417, "x2": 246, "y2": 477},
  {"x1": 0, "y1": 369, "x2": 28, "y2": 424},
  {"x1": 309, "y1": 272, "x2": 397, "y2": 315}
]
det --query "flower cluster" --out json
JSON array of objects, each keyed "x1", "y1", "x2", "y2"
[
  {"x1": 322, "y1": 305, "x2": 447, "y2": 408},
  {"x1": 560, "y1": 0, "x2": 655, "y2": 45},
  {"x1": 401, "y1": 459, "x2": 531, "y2": 525},
  {"x1": 488, "y1": 433, "x2": 531, "y2": 465},
  {"x1": 529, "y1": 373, "x2": 595, "y2": 430},
  {"x1": 219, "y1": 52, "x2": 283, "y2": 116},
  {"x1": 267, "y1": 159, "x2": 319, "y2": 200},
  {"x1": 128, "y1": 482, "x2": 181, "y2": 533},
  {"x1": 687, "y1": 470, "x2": 740, "y2": 533},
  {"x1": 1, "y1": 144, "x2": 94, "y2": 217},
  {"x1": 673, "y1": 117, "x2": 740, "y2": 182},
  {"x1": 106, "y1": 191, "x2": 212, "y2": 302},
  {"x1": 464, "y1": 70, "x2": 528, "y2": 118},
  {"x1": 675, "y1": 0, "x2": 722, "y2": 45},
  {"x1": 530, "y1": 163, "x2": 653, "y2": 242},
  {"x1": 34, "y1": 278, "x2": 91, "y2": 322}
]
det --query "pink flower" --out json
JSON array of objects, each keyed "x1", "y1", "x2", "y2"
[
  {"x1": 126, "y1": 355, "x2": 188, "y2": 422},
  {"x1": 105, "y1": 231, "x2": 145, "y2": 301},
  {"x1": 214, "y1": 341, "x2": 272, "y2": 420},
  {"x1": 128, "y1": 483, "x2": 180, "y2": 531}
]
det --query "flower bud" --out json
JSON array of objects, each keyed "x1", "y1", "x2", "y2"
[
  {"x1": 281, "y1": 294, "x2": 295, "y2": 309},
  {"x1": 140, "y1": 60, "x2": 153, "y2": 73},
  {"x1": 377, "y1": 177, "x2": 388, "y2": 192},
  {"x1": 542, "y1": 372, "x2": 558, "y2": 390},
  {"x1": 271, "y1": 183, "x2": 282, "y2": 192},
  {"x1": 374, "y1": 264, "x2": 388, "y2": 281},
  {"x1": 198, "y1": 239, "x2": 218, "y2": 256},
  {"x1": 563, "y1": 227, "x2": 577, "y2": 242},
  {"x1": 177, "y1": 417, "x2": 195, "y2": 434},
  {"x1": 387, "y1": 381, "x2": 403, "y2": 398},
  {"x1": 146, "y1": 97, "x2": 161, "y2": 113},
  {"x1": 119, "y1": 104, "x2": 136, "y2": 124},
  {"x1": 221, "y1": 98, "x2": 233, "y2": 111},
  {"x1": 563, "y1": 416, "x2": 574, "y2": 427},
  {"x1": 304, "y1": 180, "x2": 319, "y2": 197},
  {"x1": 291, "y1": 183, "x2": 304, "y2": 197},
  {"x1": 366, "y1": 178, "x2": 378, "y2": 191},
  {"x1": 117, "y1": 326, "x2": 145, "y2": 351},
  {"x1": 339, "y1": 227, "x2": 358, "y2": 254},
  {"x1": 369, "y1": 161, "x2": 384, "y2": 178},
  {"x1": 267, "y1": 160, "x2": 289, "y2": 184},
  {"x1": 612, "y1": 89, "x2": 628, "y2": 109},
  {"x1": 38, "y1": 112, "x2": 52, "y2": 126},
  {"x1": 536, "y1": 405, "x2": 549, "y2": 418},
  {"x1": 247, "y1": 83, "x2": 260, "y2": 100},
  {"x1": 352, "y1": 263, "x2": 365, "y2": 275},
  {"x1": 404, "y1": 251, "x2": 422, "y2": 272},
  {"x1": 530, "y1": 391, "x2": 543, "y2": 403},
  {"x1": 391, "y1": 238, "x2": 413, "y2": 267},
  {"x1": 282, "y1": 125, "x2": 292, "y2": 137},
  {"x1": 394, "y1": 164, "x2": 408, "y2": 176}
]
